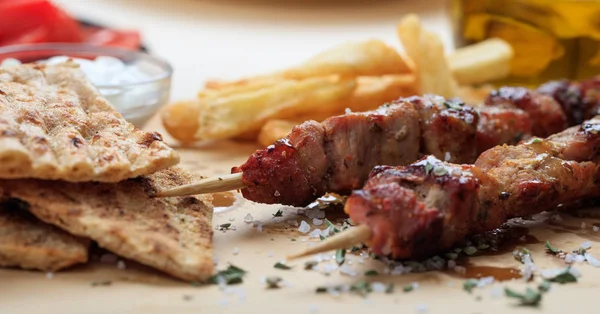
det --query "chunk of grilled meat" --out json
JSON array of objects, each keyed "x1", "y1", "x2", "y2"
[
  {"x1": 345, "y1": 117, "x2": 600, "y2": 259},
  {"x1": 233, "y1": 80, "x2": 587, "y2": 206},
  {"x1": 538, "y1": 77, "x2": 600, "y2": 125}
]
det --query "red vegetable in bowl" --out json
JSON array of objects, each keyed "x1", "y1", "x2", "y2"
[{"x1": 0, "y1": 0, "x2": 141, "y2": 50}]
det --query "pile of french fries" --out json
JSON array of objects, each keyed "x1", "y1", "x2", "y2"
[{"x1": 162, "y1": 14, "x2": 514, "y2": 146}]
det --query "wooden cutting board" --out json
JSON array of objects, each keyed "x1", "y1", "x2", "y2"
[{"x1": 2, "y1": 113, "x2": 600, "y2": 314}]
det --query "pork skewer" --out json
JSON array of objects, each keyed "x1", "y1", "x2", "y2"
[
  {"x1": 289, "y1": 116, "x2": 600, "y2": 260},
  {"x1": 158, "y1": 78, "x2": 600, "y2": 206}
]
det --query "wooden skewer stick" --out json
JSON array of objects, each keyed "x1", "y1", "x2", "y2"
[
  {"x1": 287, "y1": 225, "x2": 372, "y2": 260},
  {"x1": 155, "y1": 173, "x2": 246, "y2": 197}
]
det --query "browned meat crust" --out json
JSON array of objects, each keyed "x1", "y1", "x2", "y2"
[{"x1": 346, "y1": 117, "x2": 600, "y2": 259}]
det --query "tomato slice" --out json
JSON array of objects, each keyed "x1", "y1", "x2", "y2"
[{"x1": 83, "y1": 27, "x2": 141, "y2": 51}]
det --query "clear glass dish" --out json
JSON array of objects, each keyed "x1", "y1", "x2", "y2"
[{"x1": 0, "y1": 43, "x2": 172, "y2": 127}]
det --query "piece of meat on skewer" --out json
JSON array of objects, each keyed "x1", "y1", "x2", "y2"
[
  {"x1": 231, "y1": 79, "x2": 600, "y2": 207},
  {"x1": 292, "y1": 116, "x2": 600, "y2": 260}
]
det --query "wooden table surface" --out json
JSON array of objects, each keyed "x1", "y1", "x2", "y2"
[{"x1": 2, "y1": 1, "x2": 600, "y2": 313}]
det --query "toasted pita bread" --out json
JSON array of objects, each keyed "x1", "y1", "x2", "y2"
[
  {"x1": 0, "y1": 62, "x2": 179, "y2": 182},
  {"x1": 0, "y1": 167, "x2": 214, "y2": 282},
  {"x1": 0, "y1": 200, "x2": 88, "y2": 271}
]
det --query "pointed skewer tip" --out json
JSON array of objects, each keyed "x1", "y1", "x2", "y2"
[
  {"x1": 155, "y1": 172, "x2": 246, "y2": 197},
  {"x1": 286, "y1": 225, "x2": 372, "y2": 260}
]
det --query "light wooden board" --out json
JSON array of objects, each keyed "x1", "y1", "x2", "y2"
[{"x1": 2, "y1": 113, "x2": 600, "y2": 314}]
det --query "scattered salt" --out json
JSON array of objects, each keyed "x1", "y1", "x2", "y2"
[
  {"x1": 298, "y1": 221, "x2": 311, "y2": 233},
  {"x1": 274, "y1": 190, "x2": 281, "y2": 197},
  {"x1": 490, "y1": 286, "x2": 503, "y2": 298},
  {"x1": 345, "y1": 108, "x2": 352, "y2": 114},
  {"x1": 243, "y1": 214, "x2": 253, "y2": 223},
  {"x1": 313, "y1": 218, "x2": 324, "y2": 226},
  {"x1": 447, "y1": 282, "x2": 454, "y2": 287},
  {"x1": 339, "y1": 264, "x2": 359, "y2": 277},
  {"x1": 594, "y1": 226, "x2": 599, "y2": 232},
  {"x1": 569, "y1": 267, "x2": 582, "y2": 277},
  {"x1": 371, "y1": 282, "x2": 386, "y2": 293},
  {"x1": 233, "y1": 247, "x2": 239, "y2": 255},
  {"x1": 411, "y1": 282, "x2": 420, "y2": 290},
  {"x1": 229, "y1": 217, "x2": 235, "y2": 222},
  {"x1": 581, "y1": 241, "x2": 592, "y2": 250},
  {"x1": 520, "y1": 254, "x2": 536, "y2": 281},
  {"x1": 268, "y1": 251, "x2": 274, "y2": 257},
  {"x1": 477, "y1": 276, "x2": 495, "y2": 288},
  {"x1": 116, "y1": 260, "x2": 126, "y2": 270},
  {"x1": 309, "y1": 229, "x2": 322, "y2": 238},
  {"x1": 585, "y1": 253, "x2": 600, "y2": 267},
  {"x1": 565, "y1": 253, "x2": 576, "y2": 263},
  {"x1": 321, "y1": 263, "x2": 337, "y2": 275},
  {"x1": 575, "y1": 255, "x2": 586, "y2": 263},
  {"x1": 416, "y1": 304, "x2": 428, "y2": 313},
  {"x1": 46, "y1": 272, "x2": 54, "y2": 280},
  {"x1": 444, "y1": 152, "x2": 451, "y2": 161},
  {"x1": 253, "y1": 220, "x2": 263, "y2": 232},
  {"x1": 582, "y1": 222, "x2": 587, "y2": 229}
]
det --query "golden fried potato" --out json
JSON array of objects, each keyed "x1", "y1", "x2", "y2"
[
  {"x1": 258, "y1": 119, "x2": 298, "y2": 147},
  {"x1": 280, "y1": 40, "x2": 412, "y2": 79},
  {"x1": 397, "y1": 14, "x2": 458, "y2": 98},
  {"x1": 194, "y1": 75, "x2": 356, "y2": 140},
  {"x1": 448, "y1": 38, "x2": 514, "y2": 85},
  {"x1": 161, "y1": 100, "x2": 202, "y2": 143}
]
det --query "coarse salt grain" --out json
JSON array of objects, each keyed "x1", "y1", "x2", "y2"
[
  {"x1": 253, "y1": 220, "x2": 263, "y2": 232},
  {"x1": 322, "y1": 263, "x2": 337, "y2": 275},
  {"x1": 575, "y1": 254, "x2": 586, "y2": 263},
  {"x1": 416, "y1": 304, "x2": 428, "y2": 313},
  {"x1": 46, "y1": 272, "x2": 54, "y2": 279},
  {"x1": 565, "y1": 253, "x2": 576, "y2": 263},
  {"x1": 233, "y1": 247, "x2": 239, "y2": 255},
  {"x1": 444, "y1": 152, "x2": 451, "y2": 161},
  {"x1": 229, "y1": 217, "x2": 235, "y2": 222},
  {"x1": 339, "y1": 264, "x2": 359, "y2": 277},
  {"x1": 117, "y1": 260, "x2": 126, "y2": 270},
  {"x1": 477, "y1": 276, "x2": 495, "y2": 288},
  {"x1": 313, "y1": 218, "x2": 324, "y2": 226},
  {"x1": 581, "y1": 241, "x2": 592, "y2": 250},
  {"x1": 585, "y1": 253, "x2": 600, "y2": 267},
  {"x1": 298, "y1": 221, "x2": 311, "y2": 233},
  {"x1": 582, "y1": 222, "x2": 587, "y2": 229},
  {"x1": 371, "y1": 282, "x2": 386, "y2": 293},
  {"x1": 243, "y1": 214, "x2": 253, "y2": 223},
  {"x1": 594, "y1": 226, "x2": 599, "y2": 232},
  {"x1": 490, "y1": 286, "x2": 503, "y2": 298},
  {"x1": 309, "y1": 229, "x2": 322, "y2": 238}
]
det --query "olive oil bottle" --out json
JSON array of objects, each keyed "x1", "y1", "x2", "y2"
[{"x1": 450, "y1": 0, "x2": 600, "y2": 87}]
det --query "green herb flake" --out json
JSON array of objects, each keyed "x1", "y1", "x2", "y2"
[
  {"x1": 315, "y1": 286, "x2": 328, "y2": 293},
  {"x1": 463, "y1": 246, "x2": 478, "y2": 256},
  {"x1": 547, "y1": 268, "x2": 577, "y2": 284},
  {"x1": 385, "y1": 283, "x2": 395, "y2": 294},
  {"x1": 403, "y1": 284, "x2": 414, "y2": 292},
  {"x1": 325, "y1": 219, "x2": 341, "y2": 233},
  {"x1": 290, "y1": 238, "x2": 297, "y2": 242},
  {"x1": 463, "y1": 279, "x2": 478, "y2": 293},
  {"x1": 335, "y1": 249, "x2": 346, "y2": 265},
  {"x1": 218, "y1": 223, "x2": 231, "y2": 230},
  {"x1": 504, "y1": 287, "x2": 542, "y2": 307},
  {"x1": 208, "y1": 264, "x2": 247, "y2": 285},
  {"x1": 513, "y1": 247, "x2": 533, "y2": 264},
  {"x1": 304, "y1": 261, "x2": 318, "y2": 270},
  {"x1": 265, "y1": 276, "x2": 283, "y2": 289},
  {"x1": 574, "y1": 247, "x2": 587, "y2": 255},
  {"x1": 538, "y1": 281, "x2": 551, "y2": 292},
  {"x1": 274, "y1": 262, "x2": 292, "y2": 270},
  {"x1": 545, "y1": 241, "x2": 561, "y2": 255},
  {"x1": 445, "y1": 252, "x2": 458, "y2": 260},
  {"x1": 272, "y1": 209, "x2": 284, "y2": 218},
  {"x1": 350, "y1": 280, "x2": 372, "y2": 297},
  {"x1": 424, "y1": 162, "x2": 434, "y2": 175},
  {"x1": 531, "y1": 138, "x2": 543, "y2": 144},
  {"x1": 364, "y1": 270, "x2": 378, "y2": 276},
  {"x1": 91, "y1": 280, "x2": 112, "y2": 287},
  {"x1": 432, "y1": 166, "x2": 448, "y2": 176},
  {"x1": 319, "y1": 234, "x2": 326, "y2": 241}
]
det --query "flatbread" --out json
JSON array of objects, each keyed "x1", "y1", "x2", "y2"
[
  {"x1": 0, "y1": 167, "x2": 214, "y2": 282},
  {"x1": 0, "y1": 61, "x2": 179, "y2": 182},
  {"x1": 0, "y1": 200, "x2": 88, "y2": 271}
]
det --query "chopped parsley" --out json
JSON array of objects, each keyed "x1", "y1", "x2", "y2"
[
  {"x1": 319, "y1": 234, "x2": 327, "y2": 241},
  {"x1": 335, "y1": 249, "x2": 346, "y2": 265},
  {"x1": 272, "y1": 209, "x2": 283, "y2": 218},
  {"x1": 513, "y1": 247, "x2": 533, "y2": 264},
  {"x1": 538, "y1": 281, "x2": 551, "y2": 292},
  {"x1": 208, "y1": 264, "x2": 247, "y2": 285},
  {"x1": 385, "y1": 283, "x2": 395, "y2": 294},
  {"x1": 531, "y1": 138, "x2": 543, "y2": 144},
  {"x1": 574, "y1": 247, "x2": 587, "y2": 255},
  {"x1": 218, "y1": 223, "x2": 232, "y2": 230},
  {"x1": 403, "y1": 284, "x2": 414, "y2": 292},
  {"x1": 424, "y1": 162, "x2": 434, "y2": 175},
  {"x1": 325, "y1": 219, "x2": 341, "y2": 233},
  {"x1": 274, "y1": 262, "x2": 292, "y2": 270},
  {"x1": 364, "y1": 270, "x2": 378, "y2": 276},
  {"x1": 350, "y1": 280, "x2": 372, "y2": 297},
  {"x1": 546, "y1": 268, "x2": 577, "y2": 284},
  {"x1": 304, "y1": 261, "x2": 318, "y2": 270},
  {"x1": 265, "y1": 276, "x2": 283, "y2": 289},
  {"x1": 432, "y1": 166, "x2": 448, "y2": 176},
  {"x1": 463, "y1": 279, "x2": 478, "y2": 293},
  {"x1": 315, "y1": 286, "x2": 328, "y2": 293},
  {"x1": 545, "y1": 241, "x2": 561, "y2": 255},
  {"x1": 91, "y1": 280, "x2": 112, "y2": 287},
  {"x1": 504, "y1": 287, "x2": 542, "y2": 307}
]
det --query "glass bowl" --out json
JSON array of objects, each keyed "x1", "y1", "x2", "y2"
[{"x1": 0, "y1": 43, "x2": 172, "y2": 127}]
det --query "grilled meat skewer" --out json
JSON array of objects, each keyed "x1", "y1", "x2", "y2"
[
  {"x1": 290, "y1": 116, "x2": 600, "y2": 260},
  {"x1": 232, "y1": 79, "x2": 600, "y2": 206}
]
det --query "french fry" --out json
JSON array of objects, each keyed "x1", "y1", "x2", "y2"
[
  {"x1": 449, "y1": 38, "x2": 514, "y2": 85},
  {"x1": 161, "y1": 100, "x2": 202, "y2": 143},
  {"x1": 258, "y1": 119, "x2": 298, "y2": 147},
  {"x1": 195, "y1": 75, "x2": 356, "y2": 140},
  {"x1": 397, "y1": 14, "x2": 458, "y2": 98}
]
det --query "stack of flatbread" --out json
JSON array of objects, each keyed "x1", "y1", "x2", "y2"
[{"x1": 0, "y1": 62, "x2": 214, "y2": 282}]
